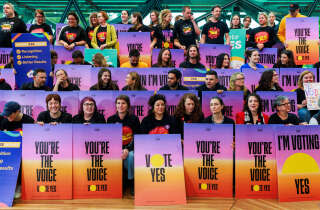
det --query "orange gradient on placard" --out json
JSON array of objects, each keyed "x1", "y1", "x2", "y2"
[
  {"x1": 287, "y1": 40, "x2": 319, "y2": 65},
  {"x1": 22, "y1": 160, "x2": 72, "y2": 200},
  {"x1": 278, "y1": 173, "x2": 320, "y2": 202},
  {"x1": 235, "y1": 160, "x2": 278, "y2": 199},
  {"x1": 73, "y1": 160, "x2": 122, "y2": 199},
  {"x1": 184, "y1": 159, "x2": 233, "y2": 197},
  {"x1": 119, "y1": 55, "x2": 151, "y2": 67},
  {"x1": 135, "y1": 166, "x2": 186, "y2": 206}
]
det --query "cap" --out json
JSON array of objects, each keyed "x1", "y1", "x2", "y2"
[
  {"x1": 1, "y1": 101, "x2": 20, "y2": 117},
  {"x1": 289, "y1": 4, "x2": 299, "y2": 12}
]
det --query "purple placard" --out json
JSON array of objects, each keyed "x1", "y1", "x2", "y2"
[
  {"x1": 151, "y1": 49, "x2": 184, "y2": 67},
  {"x1": 182, "y1": 68, "x2": 207, "y2": 89},
  {"x1": 256, "y1": 91, "x2": 297, "y2": 116},
  {"x1": 53, "y1": 46, "x2": 85, "y2": 64},
  {"x1": 242, "y1": 68, "x2": 279, "y2": 92},
  {"x1": 259, "y1": 48, "x2": 277, "y2": 68},
  {"x1": 112, "y1": 24, "x2": 133, "y2": 35},
  {"x1": 199, "y1": 44, "x2": 230, "y2": 69},
  {"x1": 55, "y1": 23, "x2": 68, "y2": 45},
  {"x1": 0, "y1": 48, "x2": 11, "y2": 67},
  {"x1": 201, "y1": 91, "x2": 243, "y2": 120},
  {"x1": 157, "y1": 90, "x2": 198, "y2": 116},
  {"x1": 279, "y1": 68, "x2": 318, "y2": 91},
  {"x1": 54, "y1": 64, "x2": 91, "y2": 90},
  {"x1": 215, "y1": 69, "x2": 241, "y2": 89},
  {"x1": 0, "y1": 68, "x2": 15, "y2": 89}
]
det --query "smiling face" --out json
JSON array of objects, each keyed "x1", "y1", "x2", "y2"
[
  {"x1": 272, "y1": 71, "x2": 279, "y2": 85},
  {"x1": 101, "y1": 71, "x2": 111, "y2": 84},
  {"x1": 161, "y1": 49, "x2": 171, "y2": 63},
  {"x1": 248, "y1": 96, "x2": 259, "y2": 113},
  {"x1": 67, "y1": 14, "x2": 77, "y2": 27},
  {"x1": 249, "y1": 51, "x2": 260, "y2": 64},
  {"x1": 154, "y1": 100, "x2": 166, "y2": 116},
  {"x1": 210, "y1": 98, "x2": 223, "y2": 115},
  {"x1": 150, "y1": 12, "x2": 158, "y2": 23},
  {"x1": 125, "y1": 74, "x2": 135, "y2": 86},
  {"x1": 234, "y1": 74, "x2": 245, "y2": 88},
  {"x1": 302, "y1": 73, "x2": 314, "y2": 84},
  {"x1": 259, "y1": 14, "x2": 267, "y2": 26},
  {"x1": 131, "y1": 15, "x2": 137, "y2": 24},
  {"x1": 48, "y1": 98, "x2": 61, "y2": 114},
  {"x1": 212, "y1": 7, "x2": 221, "y2": 20},
  {"x1": 35, "y1": 12, "x2": 44, "y2": 25},
  {"x1": 222, "y1": 55, "x2": 230, "y2": 68},
  {"x1": 116, "y1": 99, "x2": 128, "y2": 114},
  {"x1": 276, "y1": 98, "x2": 291, "y2": 113},
  {"x1": 121, "y1": 11, "x2": 129, "y2": 22}
]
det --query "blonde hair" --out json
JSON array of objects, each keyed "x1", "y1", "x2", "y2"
[
  {"x1": 89, "y1": 12, "x2": 98, "y2": 27},
  {"x1": 228, "y1": 72, "x2": 248, "y2": 92},
  {"x1": 298, "y1": 70, "x2": 315, "y2": 89},
  {"x1": 93, "y1": 53, "x2": 107, "y2": 67},
  {"x1": 258, "y1": 12, "x2": 268, "y2": 25},
  {"x1": 160, "y1": 9, "x2": 172, "y2": 29}
]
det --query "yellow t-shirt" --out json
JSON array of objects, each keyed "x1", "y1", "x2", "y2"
[
  {"x1": 120, "y1": 61, "x2": 148, "y2": 68},
  {"x1": 277, "y1": 13, "x2": 307, "y2": 43}
]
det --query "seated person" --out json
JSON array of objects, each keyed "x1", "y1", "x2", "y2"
[
  {"x1": 53, "y1": 69, "x2": 80, "y2": 91},
  {"x1": 120, "y1": 49, "x2": 148, "y2": 68},
  {"x1": 240, "y1": 49, "x2": 264, "y2": 70},
  {"x1": 179, "y1": 45, "x2": 205, "y2": 69},
  {"x1": 152, "y1": 48, "x2": 174, "y2": 67},
  {"x1": 122, "y1": 72, "x2": 147, "y2": 91},
  {"x1": 73, "y1": 97, "x2": 106, "y2": 123},
  {"x1": 228, "y1": 72, "x2": 250, "y2": 100},
  {"x1": 203, "y1": 96, "x2": 234, "y2": 124},
  {"x1": 70, "y1": 50, "x2": 91, "y2": 65},
  {"x1": 196, "y1": 70, "x2": 227, "y2": 93},
  {"x1": 159, "y1": 69, "x2": 188, "y2": 90},
  {"x1": 20, "y1": 69, "x2": 51, "y2": 90},
  {"x1": 90, "y1": 68, "x2": 119, "y2": 90},
  {"x1": 254, "y1": 69, "x2": 283, "y2": 91},
  {"x1": 216, "y1": 53, "x2": 231, "y2": 69}
]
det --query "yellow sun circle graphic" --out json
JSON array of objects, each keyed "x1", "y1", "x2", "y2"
[
  {"x1": 150, "y1": 154, "x2": 164, "y2": 167},
  {"x1": 39, "y1": 185, "x2": 46, "y2": 192},
  {"x1": 253, "y1": 185, "x2": 260, "y2": 192},
  {"x1": 201, "y1": 183, "x2": 207, "y2": 190},
  {"x1": 90, "y1": 185, "x2": 96, "y2": 191}
]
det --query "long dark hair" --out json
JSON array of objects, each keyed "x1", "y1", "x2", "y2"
[
  {"x1": 186, "y1": 45, "x2": 200, "y2": 63},
  {"x1": 257, "y1": 69, "x2": 282, "y2": 90},
  {"x1": 244, "y1": 93, "x2": 263, "y2": 114},
  {"x1": 174, "y1": 93, "x2": 203, "y2": 122},
  {"x1": 275, "y1": 50, "x2": 296, "y2": 67},
  {"x1": 216, "y1": 53, "x2": 230, "y2": 68},
  {"x1": 127, "y1": 71, "x2": 145, "y2": 90},
  {"x1": 132, "y1": 12, "x2": 143, "y2": 30},
  {"x1": 210, "y1": 96, "x2": 226, "y2": 115},
  {"x1": 156, "y1": 48, "x2": 174, "y2": 67},
  {"x1": 94, "y1": 68, "x2": 118, "y2": 90},
  {"x1": 147, "y1": 94, "x2": 167, "y2": 116}
]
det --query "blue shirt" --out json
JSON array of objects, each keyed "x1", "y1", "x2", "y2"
[{"x1": 240, "y1": 63, "x2": 265, "y2": 70}]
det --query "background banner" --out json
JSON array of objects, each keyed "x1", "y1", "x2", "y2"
[
  {"x1": 279, "y1": 68, "x2": 317, "y2": 92},
  {"x1": 84, "y1": 49, "x2": 117, "y2": 67},
  {"x1": 215, "y1": 69, "x2": 240, "y2": 89},
  {"x1": 182, "y1": 68, "x2": 207, "y2": 89},
  {"x1": 0, "y1": 48, "x2": 12, "y2": 68},
  {"x1": 0, "y1": 68, "x2": 15, "y2": 89},
  {"x1": 242, "y1": 68, "x2": 279, "y2": 92},
  {"x1": 54, "y1": 46, "x2": 85, "y2": 64},
  {"x1": 229, "y1": 29, "x2": 246, "y2": 69},
  {"x1": 199, "y1": 44, "x2": 230, "y2": 69},
  {"x1": 259, "y1": 48, "x2": 277, "y2": 68}
]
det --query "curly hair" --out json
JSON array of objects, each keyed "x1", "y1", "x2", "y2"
[
  {"x1": 147, "y1": 94, "x2": 167, "y2": 116},
  {"x1": 174, "y1": 93, "x2": 203, "y2": 122}
]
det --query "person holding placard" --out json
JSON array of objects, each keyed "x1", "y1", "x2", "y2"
[
  {"x1": 203, "y1": 97, "x2": 234, "y2": 124},
  {"x1": 29, "y1": 9, "x2": 53, "y2": 44},
  {"x1": 141, "y1": 94, "x2": 178, "y2": 134},
  {"x1": 272, "y1": 50, "x2": 297, "y2": 68},
  {"x1": 230, "y1": 14, "x2": 241, "y2": 29},
  {"x1": 37, "y1": 94, "x2": 72, "y2": 125},
  {"x1": 71, "y1": 50, "x2": 91, "y2": 65},
  {"x1": 118, "y1": 10, "x2": 130, "y2": 24},
  {"x1": 309, "y1": 99, "x2": 320, "y2": 125},
  {"x1": 53, "y1": 69, "x2": 80, "y2": 91},
  {"x1": 179, "y1": 45, "x2": 205, "y2": 69},
  {"x1": 249, "y1": 12, "x2": 276, "y2": 50},
  {"x1": 200, "y1": 5, "x2": 230, "y2": 45},
  {"x1": 236, "y1": 93, "x2": 269, "y2": 124},
  {"x1": 216, "y1": 53, "x2": 231, "y2": 69},
  {"x1": 240, "y1": 49, "x2": 264, "y2": 70},
  {"x1": 156, "y1": 9, "x2": 174, "y2": 48},
  {"x1": 20, "y1": 69, "x2": 51, "y2": 91},
  {"x1": 90, "y1": 68, "x2": 119, "y2": 90},
  {"x1": 107, "y1": 95, "x2": 140, "y2": 195},
  {"x1": 228, "y1": 72, "x2": 251, "y2": 100},
  {"x1": 152, "y1": 48, "x2": 174, "y2": 67},
  {"x1": 120, "y1": 49, "x2": 148, "y2": 68},
  {"x1": 85, "y1": 12, "x2": 98, "y2": 48},
  {"x1": 91, "y1": 11, "x2": 117, "y2": 50},
  {"x1": 73, "y1": 97, "x2": 106, "y2": 124},
  {"x1": 254, "y1": 69, "x2": 283, "y2": 91},
  {"x1": 59, "y1": 12, "x2": 87, "y2": 50},
  {"x1": 159, "y1": 69, "x2": 188, "y2": 90},
  {"x1": 268, "y1": 95, "x2": 301, "y2": 125},
  {"x1": 122, "y1": 71, "x2": 147, "y2": 91}
]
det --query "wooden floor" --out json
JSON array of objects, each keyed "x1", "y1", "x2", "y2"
[{"x1": 9, "y1": 197, "x2": 320, "y2": 210}]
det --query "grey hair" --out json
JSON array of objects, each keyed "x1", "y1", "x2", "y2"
[{"x1": 274, "y1": 96, "x2": 289, "y2": 108}]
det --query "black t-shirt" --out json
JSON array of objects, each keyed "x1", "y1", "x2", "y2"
[
  {"x1": 173, "y1": 19, "x2": 197, "y2": 48},
  {"x1": 1, "y1": 114, "x2": 34, "y2": 131},
  {"x1": 159, "y1": 84, "x2": 189, "y2": 90},
  {"x1": 157, "y1": 24, "x2": 174, "y2": 48},
  {"x1": 37, "y1": 111, "x2": 72, "y2": 123},
  {"x1": 95, "y1": 25, "x2": 108, "y2": 47},
  {"x1": 72, "y1": 112, "x2": 106, "y2": 124},
  {"x1": 175, "y1": 114, "x2": 204, "y2": 139},
  {"x1": 107, "y1": 113, "x2": 140, "y2": 151},
  {"x1": 0, "y1": 79, "x2": 12, "y2": 90},
  {"x1": 59, "y1": 25, "x2": 86, "y2": 45},
  {"x1": 201, "y1": 20, "x2": 229, "y2": 44},
  {"x1": 85, "y1": 26, "x2": 95, "y2": 48},
  {"x1": 57, "y1": 83, "x2": 80, "y2": 91},
  {"x1": 90, "y1": 83, "x2": 119, "y2": 90},
  {"x1": 296, "y1": 88, "x2": 306, "y2": 104},
  {"x1": 29, "y1": 23, "x2": 53, "y2": 35},
  {"x1": 20, "y1": 82, "x2": 51, "y2": 91},
  {"x1": 268, "y1": 113, "x2": 300, "y2": 125},
  {"x1": 141, "y1": 114, "x2": 178, "y2": 134},
  {"x1": 179, "y1": 60, "x2": 205, "y2": 69},
  {"x1": 249, "y1": 26, "x2": 276, "y2": 48},
  {"x1": 246, "y1": 28, "x2": 253, "y2": 47},
  {"x1": 0, "y1": 16, "x2": 27, "y2": 47},
  {"x1": 202, "y1": 115, "x2": 235, "y2": 124}
]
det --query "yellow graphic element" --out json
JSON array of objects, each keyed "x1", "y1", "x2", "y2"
[
  {"x1": 17, "y1": 61, "x2": 22, "y2": 65},
  {"x1": 282, "y1": 153, "x2": 320, "y2": 174},
  {"x1": 14, "y1": 41, "x2": 47, "y2": 47},
  {"x1": 90, "y1": 185, "x2": 96, "y2": 191},
  {"x1": 39, "y1": 185, "x2": 46, "y2": 192},
  {"x1": 19, "y1": 131, "x2": 23, "y2": 136},
  {"x1": 183, "y1": 77, "x2": 205, "y2": 82},
  {"x1": 150, "y1": 154, "x2": 164, "y2": 167},
  {"x1": 16, "y1": 50, "x2": 21, "y2": 54},
  {"x1": 298, "y1": 56, "x2": 303, "y2": 60},
  {"x1": 164, "y1": 42, "x2": 169, "y2": 48},
  {"x1": 0, "y1": 142, "x2": 20, "y2": 148},
  {"x1": 253, "y1": 185, "x2": 260, "y2": 192},
  {"x1": 17, "y1": 55, "x2": 21, "y2": 59},
  {"x1": 201, "y1": 183, "x2": 207, "y2": 190}
]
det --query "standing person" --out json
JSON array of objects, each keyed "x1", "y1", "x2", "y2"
[
  {"x1": 53, "y1": 69, "x2": 80, "y2": 91},
  {"x1": 149, "y1": 10, "x2": 159, "y2": 28},
  {"x1": 215, "y1": 53, "x2": 231, "y2": 69},
  {"x1": 236, "y1": 93, "x2": 269, "y2": 124},
  {"x1": 0, "y1": 3, "x2": 27, "y2": 48},
  {"x1": 90, "y1": 68, "x2": 119, "y2": 90},
  {"x1": 268, "y1": 12, "x2": 279, "y2": 42},
  {"x1": 230, "y1": 14, "x2": 241, "y2": 29},
  {"x1": 20, "y1": 69, "x2": 51, "y2": 90},
  {"x1": 37, "y1": 94, "x2": 72, "y2": 124},
  {"x1": 228, "y1": 72, "x2": 251, "y2": 100},
  {"x1": 141, "y1": 94, "x2": 178, "y2": 134},
  {"x1": 255, "y1": 69, "x2": 283, "y2": 91},
  {"x1": 59, "y1": 12, "x2": 87, "y2": 50},
  {"x1": 179, "y1": 45, "x2": 205, "y2": 68},
  {"x1": 107, "y1": 95, "x2": 140, "y2": 195},
  {"x1": 200, "y1": 5, "x2": 230, "y2": 45},
  {"x1": 91, "y1": 11, "x2": 117, "y2": 50},
  {"x1": 152, "y1": 48, "x2": 174, "y2": 67},
  {"x1": 173, "y1": 6, "x2": 200, "y2": 50},
  {"x1": 203, "y1": 97, "x2": 234, "y2": 124},
  {"x1": 120, "y1": 49, "x2": 148, "y2": 68},
  {"x1": 85, "y1": 12, "x2": 98, "y2": 48},
  {"x1": 240, "y1": 49, "x2": 265, "y2": 70},
  {"x1": 159, "y1": 69, "x2": 188, "y2": 90},
  {"x1": 249, "y1": 12, "x2": 275, "y2": 50},
  {"x1": 157, "y1": 9, "x2": 174, "y2": 48},
  {"x1": 73, "y1": 97, "x2": 106, "y2": 124},
  {"x1": 273, "y1": 50, "x2": 297, "y2": 68},
  {"x1": 243, "y1": 16, "x2": 253, "y2": 48},
  {"x1": 277, "y1": 4, "x2": 306, "y2": 45},
  {"x1": 118, "y1": 10, "x2": 130, "y2": 24},
  {"x1": 122, "y1": 72, "x2": 146, "y2": 91},
  {"x1": 29, "y1": 9, "x2": 53, "y2": 44}
]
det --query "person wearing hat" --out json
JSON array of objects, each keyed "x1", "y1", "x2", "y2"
[
  {"x1": 277, "y1": 4, "x2": 306, "y2": 45},
  {"x1": 0, "y1": 101, "x2": 34, "y2": 131},
  {"x1": 20, "y1": 69, "x2": 51, "y2": 90}
]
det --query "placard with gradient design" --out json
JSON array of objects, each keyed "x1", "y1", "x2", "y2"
[
  {"x1": 134, "y1": 134, "x2": 186, "y2": 205},
  {"x1": 0, "y1": 131, "x2": 22, "y2": 207},
  {"x1": 113, "y1": 24, "x2": 133, "y2": 35},
  {"x1": 304, "y1": 83, "x2": 320, "y2": 110},
  {"x1": 215, "y1": 69, "x2": 240, "y2": 89},
  {"x1": 182, "y1": 68, "x2": 207, "y2": 89},
  {"x1": 259, "y1": 48, "x2": 277, "y2": 68},
  {"x1": 199, "y1": 44, "x2": 230, "y2": 69},
  {"x1": 286, "y1": 17, "x2": 319, "y2": 65},
  {"x1": 229, "y1": 29, "x2": 246, "y2": 69},
  {"x1": 0, "y1": 68, "x2": 15, "y2": 89},
  {"x1": 184, "y1": 124, "x2": 233, "y2": 197},
  {"x1": 22, "y1": 124, "x2": 73, "y2": 200},
  {"x1": 242, "y1": 68, "x2": 279, "y2": 92},
  {"x1": 73, "y1": 124, "x2": 122, "y2": 198},
  {"x1": 202, "y1": 91, "x2": 243, "y2": 120},
  {"x1": 53, "y1": 46, "x2": 85, "y2": 64},
  {"x1": 279, "y1": 68, "x2": 317, "y2": 92},
  {"x1": 0, "y1": 48, "x2": 12, "y2": 67},
  {"x1": 55, "y1": 23, "x2": 67, "y2": 45},
  {"x1": 235, "y1": 125, "x2": 278, "y2": 198},
  {"x1": 275, "y1": 125, "x2": 320, "y2": 202},
  {"x1": 84, "y1": 49, "x2": 117, "y2": 67},
  {"x1": 256, "y1": 91, "x2": 297, "y2": 116},
  {"x1": 118, "y1": 32, "x2": 151, "y2": 67},
  {"x1": 152, "y1": 49, "x2": 184, "y2": 67}
]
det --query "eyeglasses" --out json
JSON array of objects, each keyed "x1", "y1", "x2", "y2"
[
  {"x1": 236, "y1": 77, "x2": 244, "y2": 81},
  {"x1": 83, "y1": 103, "x2": 95, "y2": 106},
  {"x1": 279, "y1": 102, "x2": 290, "y2": 106}
]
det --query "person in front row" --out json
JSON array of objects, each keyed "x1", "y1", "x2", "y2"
[
  {"x1": 196, "y1": 70, "x2": 227, "y2": 94},
  {"x1": 20, "y1": 69, "x2": 51, "y2": 91},
  {"x1": 0, "y1": 101, "x2": 34, "y2": 131},
  {"x1": 254, "y1": 69, "x2": 283, "y2": 91},
  {"x1": 228, "y1": 72, "x2": 251, "y2": 100},
  {"x1": 236, "y1": 93, "x2": 269, "y2": 124},
  {"x1": 203, "y1": 97, "x2": 234, "y2": 124},
  {"x1": 53, "y1": 69, "x2": 80, "y2": 91},
  {"x1": 107, "y1": 95, "x2": 140, "y2": 195},
  {"x1": 120, "y1": 49, "x2": 148, "y2": 68},
  {"x1": 152, "y1": 48, "x2": 174, "y2": 67},
  {"x1": 159, "y1": 69, "x2": 188, "y2": 90},
  {"x1": 179, "y1": 45, "x2": 205, "y2": 69},
  {"x1": 240, "y1": 49, "x2": 264, "y2": 70},
  {"x1": 73, "y1": 97, "x2": 106, "y2": 124},
  {"x1": 122, "y1": 72, "x2": 146, "y2": 91},
  {"x1": 268, "y1": 95, "x2": 303, "y2": 125},
  {"x1": 37, "y1": 94, "x2": 72, "y2": 125},
  {"x1": 90, "y1": 68, "x2": 119, "y2": 90},
  {"x1": 141, "y1": 94, "x2": 178, "y2": 134}
]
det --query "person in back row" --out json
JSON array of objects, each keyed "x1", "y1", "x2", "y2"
[
  {"x1": 29, "y1": 9, "x2": 53, "y2": 44},
  {"x1": 179, "y1": 45, "x2": 205, "y2": 69},
  {"x1": 159, "y1": 69, "x2": 188, "y2": 90},
  {"x1": 152, "y1": 48, "x2": 174, "y2": 67},
  {"x1": 120, "y1": 49, "x2": 148, "y2": 68},
  {"x1": 20, "y1": 69, "x2": 51, "y2": 91}
]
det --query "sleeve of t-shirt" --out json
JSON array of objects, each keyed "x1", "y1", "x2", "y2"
[
  {"x1": 65, "y1": 113, "x2": 73, "y2": 123},
  {"x1": 201, "y1": 23, "x2": 208, "y2": 36},
  {"x1": 172, "y1": 21, "x2": 180, "y2": 40},
  {"x1": 79, "y1": 28, "x2": 87, "y2": 42},
  {"x1": 37, "y1": 112, "x2": 45, "y2": 122},
  {"x1": 58, "y1": 27, "x2": 66, "y2": 41},
  {"x1": 45, "y1": 24, "x2": 53, "y2": 35}
]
